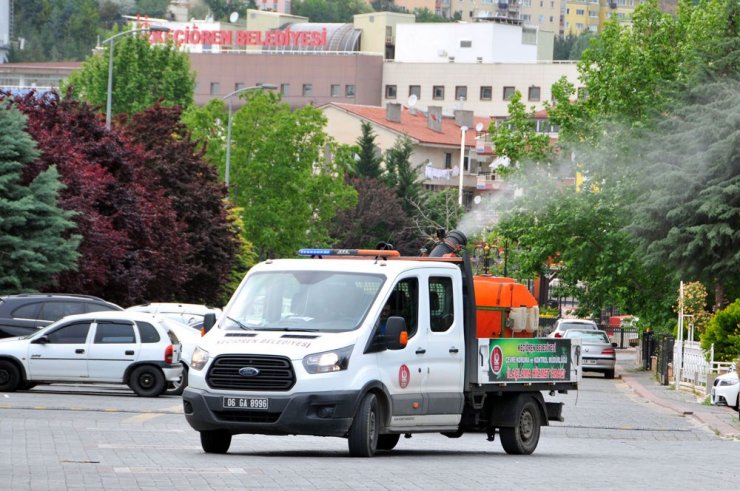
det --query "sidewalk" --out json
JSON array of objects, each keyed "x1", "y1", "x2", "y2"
[{"x1": 616, "y1": 349, "x2": 740, "y2": 440}]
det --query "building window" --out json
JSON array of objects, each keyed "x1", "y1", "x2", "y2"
[
  {"x1": 409, "y1": 85, "x2": 421, "y2": 98},
  {"x1": 444, "y1": 152, "x2": 452, "y2": 169},
  {"x1": 209, "y1": 82, "x2": 220, "y2": 95},
  {"x1": 433, "y1": 85, "x2": 445, "y2": 100},
  {"x1": 331, "y1": 84, "x2": 341, "y2": 97},
  {"x1": 503, "y1": 86, "x2": 516, "y2": 100},
  {"x1": 460, "y1": 40, "x2": 472, "y2": 48},
  {"x1": 522, "y1": 27, "x2": 537, "y2": 45},
  {"x1": 576, "y1": 9, "x2": 584, "y2": 15},
  {"x1": 235, "y1": 83, "x2": 245, "y2": 91},
  {"x1": 385, "y1": 85, "x2": 397, "y2": 99},
  {"x1": 346, "y1": 85, "x2": 355, "y2": 97},
  {"x1": 281, "y1": 83, "x2": 290, "y2": 96},
  {"x1": 455, "y1": 86, "x2": 467, "y2": 101},
  {"x1": 528, "y1": 86, "x2": 541, "y2": 102},
  {"x1": 480, "y1": 86, "x2": 492, "y2": 101},
  {"x1": 303, "y1": 84, "x2": 313, "y2": 96}
]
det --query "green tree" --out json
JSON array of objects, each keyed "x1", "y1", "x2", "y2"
[
  {"x1": 210, "y1": 91, "x2": 357, "y2": 259},
  {"x1": 64, "y1": 31, "x2": 195, "y2": 119},
  {"x1": 629, "y1": 79, "x2": 740, "y2": 308},
  {"x1": 292, "y1": 0, "x2": 371, "y2": 23},
  {"x1": 700, "y1": 299, "x2": 740, "y2": 362},
  {"x1": 383, "y1": 136, "x2": 422, "y2": 214},
  {"x1": 354, "y1": 121, "x2": 383, "y2": 179},
  {"x1": 0, "y1": 107, "x2": 80, "y2": 292},
  {"x1": 487, "y1": 90, "x2": 552, "y2": 175},
  {"x1": 133, "y1": 0, "x2": 172, "y2": 17},
  {"x1": 9, "y1": 0, "x2": 100, "y2": 62},
  {"x1": 412, "y1": 8, "x2": 451, "y2": 22}
]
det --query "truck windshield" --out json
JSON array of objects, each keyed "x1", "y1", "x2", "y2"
[{"x1": 222, "y1": 271, "x2": 385, "y2": 332}]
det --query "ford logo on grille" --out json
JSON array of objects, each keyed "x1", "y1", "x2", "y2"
[{"x1": 238, "y1": 367, "x2": 260, "y2": 377}]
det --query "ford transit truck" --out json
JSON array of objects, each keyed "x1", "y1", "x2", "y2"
[{"x1": 182, "y1": 230, "x2": 581, "y2": 457}]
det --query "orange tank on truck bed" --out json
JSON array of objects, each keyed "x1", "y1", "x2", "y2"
[{"x1": 474, "y1": 276, "x2": 539, "y2": 338}]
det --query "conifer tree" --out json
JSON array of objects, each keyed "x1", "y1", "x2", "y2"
[
  {"x1": 0, "y1": 107, "x2": 80, "y2": 292},
  {"x1": 354, "y1": 121, "x2": 383, "y2": 179}
]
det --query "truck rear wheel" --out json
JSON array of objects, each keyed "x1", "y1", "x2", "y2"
[
  {"x1": 500, "y1": 398, "x2": 541, "y2": 455},
  {"x1": 348, "y1": 393, "x2": 379, "y2": 457},
  {"x1": 377, "y1": 434, "x2": 400, "y2": 451},
  {"x1": 200, "y1": 430, "x2": 231, "y2": 454}
]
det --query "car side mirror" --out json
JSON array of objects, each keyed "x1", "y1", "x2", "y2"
[
  {"x1": 202, "y1": 313, "x2": 216, "y2": 335},
  {"x1": 32, "y1": 335, "x2": 49, "y2": 344},
  {"x1": 384, "y1": 316, "x2": 408, "y2": 350}
]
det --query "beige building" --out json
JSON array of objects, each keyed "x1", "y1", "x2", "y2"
[
  {"x1": 354, "y1": 11, "x2": 416, "y2": 59},
  {"x1": 382, "y1": 61, "x2": 579, "y2": 117},
  {"x1": 321, "y1": 102, "x2": 495, "y2": 207}
]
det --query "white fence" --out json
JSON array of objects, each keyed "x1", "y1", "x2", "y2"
[{"x1": 673, "y1": 341, "x2": 734, "y2": 394}]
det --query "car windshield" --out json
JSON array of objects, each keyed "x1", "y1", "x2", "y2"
[
  {"x1": 560, "y1": 322, "x2": 596, "y2": 330},
  {"x1": 222, "y1": 270, "x2": 385, "y2": 333},
  {"x1": 566, "y1": 330, "x2": 609, "y2": 342}
]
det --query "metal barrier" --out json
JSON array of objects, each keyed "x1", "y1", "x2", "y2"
[
  {"x1": 657, "y1": 336, "x2": 674, "y2": 385},
  {"x1": 599, "y1": 325, "x2": 640, "y2": 349}
]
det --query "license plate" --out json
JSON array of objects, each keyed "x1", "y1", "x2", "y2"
[
  {"x1": 222, "y1": 397, "x2": 269, "y2": 410},
  {"x1": 584, "y1": 359, "x2": 598, "y2": 364}
]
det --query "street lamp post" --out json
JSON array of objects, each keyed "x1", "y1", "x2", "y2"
[
  {"x1": 103, "y1": 25, "x2": 170, "y2": 130},
  {"x1": 222, "y1": 84, "x2": 278, "y2": 189},
  {"x1": 458, "y1": 125, "x2": 468, "y2": 206}
]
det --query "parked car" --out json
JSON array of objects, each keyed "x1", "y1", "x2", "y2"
[
  {"x1": 0, "y1": 293, "x2": 123, "y2": 339},
  {"x1": 126, "y1": 303, "x2": 222, "y2": 333},
  {"x1": 0, "y1": 311, "x2": 182, "y2": 397},
  {"x1": 563, "y1": 328, "x2": 617, "y2": 379},
  {"x1": 150, "y1": 315, "x2": 201, "y2": 396},
  {"x1": 548, "y1": 318, "x2": 598, "y2": 338},
  {"x1": 710, "y1": 370, "x2": 739, "y2": 410}
]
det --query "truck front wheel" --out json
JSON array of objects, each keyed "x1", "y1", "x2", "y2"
[
  {"x1": 377, "y1": 433, "x2": 400, "y2": 451},
  {"x1": 348, "y1": 393, "x2": 379, "y2": 457},
  {"x1": 499, "y1": 398, "x2": 541, "y2": 455},
  {"x1": 200, "y1": 430, "x2": 231, "y2": 454}
]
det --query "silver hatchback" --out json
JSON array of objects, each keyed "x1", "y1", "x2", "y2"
[{"x1": 564, "y1": 329, "x2": 617, "y2": 379}]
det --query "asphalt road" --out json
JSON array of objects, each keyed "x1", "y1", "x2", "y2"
[{"x1": 1, "y1": 356, "x2": 737, "y2": 490}]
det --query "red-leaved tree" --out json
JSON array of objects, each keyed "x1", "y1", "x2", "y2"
[
  {"x1": 123, "y1": 104, "x2": 240, "y2": 305},
  {"x1": 4, "y1": 91, "x2": 189, "y2": 306}
]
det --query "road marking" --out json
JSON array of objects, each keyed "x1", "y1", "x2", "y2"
[
  {"x1": 113, "y1": 466, "x2": 263, "y2": 475},
  {"x1": 123, "y1": 412, "x2": 165, "y2": 424}
]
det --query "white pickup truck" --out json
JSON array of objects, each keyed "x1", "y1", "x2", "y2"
[{"x1": 183, "y1": 230, "x2": 581, "y2": 456}]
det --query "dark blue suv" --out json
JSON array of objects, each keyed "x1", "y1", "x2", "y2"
[{"x1": 0, "y1": 294, "x2": 122, "y2": 338}]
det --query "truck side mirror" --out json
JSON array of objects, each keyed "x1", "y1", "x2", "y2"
[
  {"x1": 202, "y1": 313, "x2": 216, "y2": 335},
  {"x1": 384, "y1": 316, "x2": 408, "y2": 350}
]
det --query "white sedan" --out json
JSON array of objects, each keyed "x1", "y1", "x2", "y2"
[{"x1": 710, "y1": 370, "x2": 739, "y2": 410}]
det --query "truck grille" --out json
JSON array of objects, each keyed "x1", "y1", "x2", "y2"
[{"x1": 206, "y1": 355, "x2": 296, "y2": 391}]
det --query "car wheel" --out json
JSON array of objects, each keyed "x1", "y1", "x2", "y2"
[
  {"x1": 128, "y1": 365, "x2": 166, "y2": 397},
  {"x1": 605, "y1": 369, "x2": 615, "y2": 379},
  {"x1": 377, "y1": 434, "x2": 400, "y2": 451},
  {"x1": 0, "y1": 360, "x2": 20, "y2": 392},
  {"x1": 164, "y1": 364, "x2": 188, "y2": 396},
  {"x1": 500, "y1": 398, "x2": 542, "y2": 455},
  {"x1": 200, "y1": 430, "x2": 231, "y2": 454},
  {"x1": 348, "y1": 393, "x2": 379, "y2": 457}
]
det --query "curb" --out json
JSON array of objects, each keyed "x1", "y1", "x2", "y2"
[{"x1": 619, "y1": 371, "x2": 740, "y2": 440}]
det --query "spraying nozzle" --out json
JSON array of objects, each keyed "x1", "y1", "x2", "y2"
[{"x1": 429, "y1": 229, "x2": 468, "y2": 257}]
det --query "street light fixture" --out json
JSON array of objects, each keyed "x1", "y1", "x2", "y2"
[
  {"x1": 103, "y1": 25, "x2": 170, "y2": 130},
  {"x1": 222, "y1": 84, "x2": 278, "y2": 189}
]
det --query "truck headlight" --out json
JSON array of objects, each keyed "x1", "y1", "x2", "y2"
[
  {"x1": 303, "y1": 345, "x2": 353, "y2": 374},
  {"x1": 191, "y1": 347, "x2": 210, "y2": 371}
]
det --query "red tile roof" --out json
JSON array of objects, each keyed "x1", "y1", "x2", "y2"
[{"x1": 324, "y1": 102, "x2": 492, "y2": 148}]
